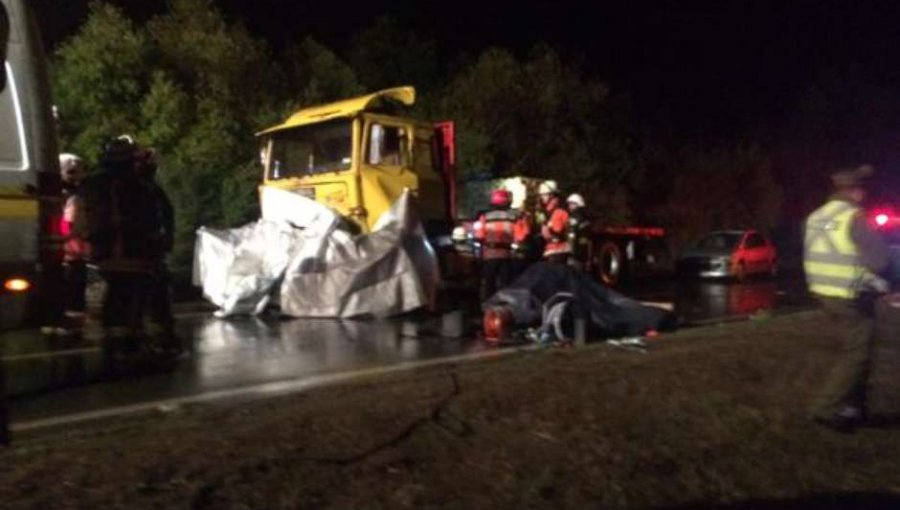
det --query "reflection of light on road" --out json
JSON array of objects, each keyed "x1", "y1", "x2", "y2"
[
  {"x1": 189, "y1": 316, "x2": 447, "y2": 387},
  {"x1": 678, "y1": 280, "x2": 779, "y2": 321}
]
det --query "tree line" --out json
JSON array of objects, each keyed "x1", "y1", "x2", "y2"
[{"x1": 55, "y1": 0, "x2": 889, "y2": 279}]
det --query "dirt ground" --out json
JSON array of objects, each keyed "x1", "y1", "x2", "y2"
[{"x1": 2, "y1": 309, "x2": 900, "y2": 509}]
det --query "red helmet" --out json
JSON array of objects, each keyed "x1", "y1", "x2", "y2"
[{"x1": 490, "y1": 188, "x2": 512, "y2": 207}]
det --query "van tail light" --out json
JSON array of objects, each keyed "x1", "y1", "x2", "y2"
[{"x1": 3, "y1": 278, "x2": 31, "y2": 293}]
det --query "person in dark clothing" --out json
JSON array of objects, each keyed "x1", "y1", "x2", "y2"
[
  {"x1": 134, "y1": 148, "x2": 180, "y2": 354},
  {"x1": 566, "y1": 193, "x2": 591, "y2": 272},
  {"x1": 79, "y1": 135, "x2": 162, "y2": 362},
  {"x1": 804, "y1": 165, "x2": 890, "y2": 432}
]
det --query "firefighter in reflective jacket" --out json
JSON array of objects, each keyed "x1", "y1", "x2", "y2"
[
  {"x1": 804, "y1": 165, "x2": 890, "y2": 432},
  {"x1": 474, "y1": 189, "x2": 530, "y2": 299},
  {"x1": 538, "y1": 181, "x2": 571, "y2": 263},
  {"x1": 566, "y1": 193, "x2": 591, "y2": 271}
]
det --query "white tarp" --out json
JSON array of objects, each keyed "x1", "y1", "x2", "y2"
[{"x1": 193, "y1": 187, "x2": 439, "y2": 318}]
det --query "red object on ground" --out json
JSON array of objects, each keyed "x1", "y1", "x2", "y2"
[{"x1": 483, "y1": 306, "x2": 515, "y2": 342}]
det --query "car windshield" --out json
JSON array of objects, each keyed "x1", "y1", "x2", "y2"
[
  {"x1": 268, "y1": 119, "x2": 352, "y2": 179},
  {"x1": 696, "y1": 232, "x2": 743, "y2": 251}
]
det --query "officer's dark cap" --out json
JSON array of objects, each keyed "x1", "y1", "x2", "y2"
[{"x1": 831, "y1": 165, "x2": 874, "y2": 190}]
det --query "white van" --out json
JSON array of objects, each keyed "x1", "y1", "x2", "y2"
[{"x1": 0, "y1": 0, "x2": 61, "y2": 330}]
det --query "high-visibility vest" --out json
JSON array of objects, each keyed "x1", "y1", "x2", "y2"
[
  {"x1": 475, "y1": 209, "x2": 520, "y2": 259},
  {"x1": 804, "y1": 199, "x2": 878, "y2": 299},
  {"x1": 542, "y1": 206, "x2": 571, "y2": 257}
]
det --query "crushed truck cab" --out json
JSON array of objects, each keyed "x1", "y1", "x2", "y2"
[{"x1": 257, "y1": 86, "x2": 453, "y2": 233}]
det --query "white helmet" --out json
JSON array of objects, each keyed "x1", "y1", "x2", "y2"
[
  {"x1": 566, "y1": 193, "x2": 585, "y2": 209},
  {"x1": 59, "y1": 153, "x2": 84, "y2": 182},
  {"x1": 452, "y1": 226, "x2": 467, "y2": 242},
  {"x1": 538, "y1": 180, "x2": 558, "y2": 195}
]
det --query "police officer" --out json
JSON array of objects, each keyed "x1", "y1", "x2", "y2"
[
  {"x1": 805, "y1": 165, "x2": 890, "y2": 432},
  {"x1": 566, "y1": 193, "x2": 591, "y2": 271},
  {"x1": 80, "y1": 135, "x2": 162, "y2": 362},
  {"x1": 474, "y1": 189, "x2": 530, "y2": 300},
  {"x1": 538, "y1": 181, "x2": 571, "y2": 264}
]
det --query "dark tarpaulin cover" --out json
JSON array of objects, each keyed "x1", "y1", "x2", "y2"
[{"x1": 483, "y1": 262, "x2": 677, "y2": 338}]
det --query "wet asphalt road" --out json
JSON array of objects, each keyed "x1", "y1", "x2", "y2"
[{"x1": 4, "y1": 275, "x2": 814, "y2": 428}]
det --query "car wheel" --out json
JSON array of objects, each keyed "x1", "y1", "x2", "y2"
[
  {"x1": 596, "y1": 241, "x2": 622, "y2": 286},
  {"x1": 733, "y1": 261, "x2": 746, "y2": 282}
]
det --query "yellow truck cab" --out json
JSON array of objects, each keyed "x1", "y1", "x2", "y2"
[{"x1": 256, "y1": 86, "x2": 454, "y2": 233}]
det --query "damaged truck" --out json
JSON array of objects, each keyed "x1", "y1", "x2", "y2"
[
  {"x1": 253, "y1": 86, "x2": 669, "y2": 288},
  {"x1": 255, "y1": 86, "x2": 456, "y2": 237},
  {"x1": 195, "y1": 86, "x2": 672, "y2": 323}
]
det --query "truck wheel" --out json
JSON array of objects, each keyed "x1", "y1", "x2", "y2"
[{"x1": 596, "y1": 241, "x2": 623, "y2": 286}]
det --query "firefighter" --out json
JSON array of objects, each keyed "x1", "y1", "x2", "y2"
[
  {"x1": 474, "y1": 189, "x2": 529, "y2": 300},
  {"x1": 566, "y1": 193, "x2": 591, "y2": 271},
  {"x1": 80, "y1": 135, "x2": 163, "y2": 364},
  {"x1": 510, "y1": 205, "x2": 535, "y2": 278},
  {"x1": 134, "y1": 147, "x2": 181, "y2": 355},
  {"x1": 452, "y1": 226, "x2": 476, "y2": 259},
  {"x1": 60, "y1": 153, "x2": 90, "y2": 330},
  {"x1": 538, "y1": 181, "x2": 571, "y2": 264},
  {"x1": 445, "y1": 225, "x2": 478, "y2": 286}
]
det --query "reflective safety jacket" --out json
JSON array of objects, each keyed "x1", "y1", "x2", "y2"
[
  {"x1": 804, "y1": 198, "x2": 879, "y2": 299},
  {"x1": 474, "y1": 208, "x2": 530, "y2": 260},
  {"x1": 541, "y1": 199, "x2": 571, "y2": 257},
  {"x1": 62, "y1": 192, "x2": 91, "y2": 262}
]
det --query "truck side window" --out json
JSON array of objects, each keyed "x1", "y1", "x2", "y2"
[{"x1": 368, "y1": 123, "x2": 408, "y2": 167}]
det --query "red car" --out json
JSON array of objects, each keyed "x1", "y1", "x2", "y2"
[{"x1": 677, "y1": 230, "x2": 778, "y2": 281}]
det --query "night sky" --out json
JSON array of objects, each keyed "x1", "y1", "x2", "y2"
[{"x1": 34, "y1": 1, "x2": 900, "y2": 140}]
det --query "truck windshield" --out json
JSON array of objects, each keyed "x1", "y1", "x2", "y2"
[{"x1": 268, "y1": 119, "x2": 352, "y2": 179}]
